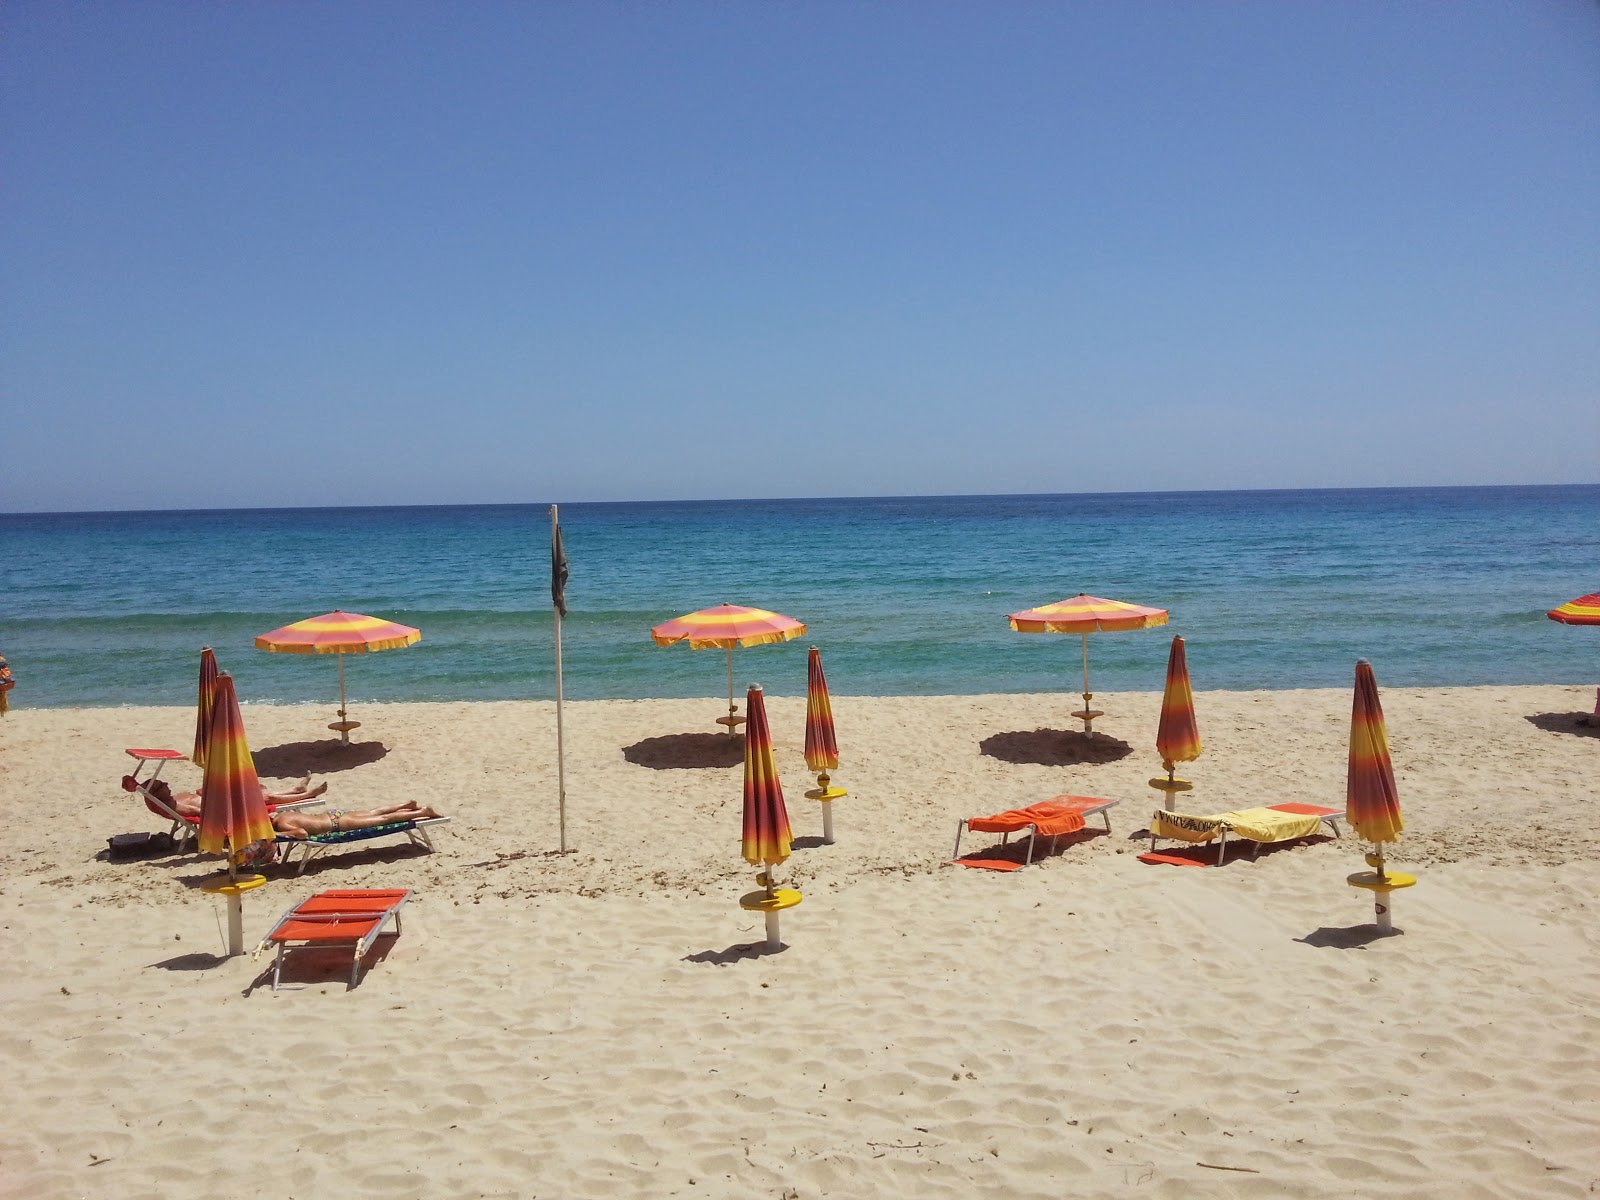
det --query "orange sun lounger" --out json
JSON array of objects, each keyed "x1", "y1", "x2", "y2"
[
  {"x1": 254, "y1": 888, "x2": 412, "y2": 992},
  {"x1": 953, "y1": 795, "x2": 1119, "y2": 869}
]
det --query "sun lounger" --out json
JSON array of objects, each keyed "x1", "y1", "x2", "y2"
[
  {"x1": 121, "y1": 751, "x2": 324, "y2": 851},
  {"x1": 1146, "y1": 802, "x2": 1342, "y2": 865},
  {"x1": 953, "y1": 795, "x2": 1119, "y2": 869},
  {"x1": 254, "y1": 888, "x2": 412, "y2": 991},
  {"x1": 274, "y1": 818, "x2": 451, "y2": 875}
]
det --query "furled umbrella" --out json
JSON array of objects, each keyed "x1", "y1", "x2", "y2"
[
  {"x1": 1549, "y1": 594, "x2": 1600, "y2": 718},
  {"x1": 1345, "y1": 659, "x2": 1415, "y2": 934},
  {"x1": 1008, "y1": 594, "x2": 1169, "y2": 733},
  {"x1": 192, "y1": 646, "x2": 220, "y2": 769},
  {"x1": 1150, "y1": 635, "x2": 1202, "y2": 811},
  {"x1": 738, "y1": 684, "x2": 801, "y2": 950},
  {"x1": 255, "y1": 610, "x2": 421, "y2": 743},
  {"x1": 198, "y1": 673, "x2": 276, "y2": 954},
  {"x1": 803, "y1": 646, "x2": 847, "y2": 843},
  {"x1": 651, "y1": 604, "x2": 806, "y2": 734}
]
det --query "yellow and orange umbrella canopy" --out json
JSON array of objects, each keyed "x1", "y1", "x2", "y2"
[
  {"x1": 1008, "y1": 594, "x2": 1170, "y2": 634},
  {"x1": 1548, "y1": 592, "x2": 1600, "y2": 626},
  {"x1": 197, "y1": 673, "x2": 275, "y2": 861},
  {"x1": 1009, "y1": 594, "x2": 1168, "y2": 732},
  {"x1": 652, "y1": 604, "x2": 806, "y2": 731},
  {"x1": 1155, "y1": 635, "x2": 1202, "y2": 772},
  {"x1": 256, "y1": 610, "x2": 422, "y2": 654},
  {"x1": 1347, "y1": 659, "x2": 1404, "y2": 845},
  {"x1": 804, "y1": 646, "x2": 839, "y2": 777},
  {"x1": 741, "y1": 685, "x2": 793, "y2": 869},
  {"x1": 192, "y1": 646, "x2": 219, "y2": 770},
  {"x1": 256, "y1": 610, "x2": 421, "y2": 740}
]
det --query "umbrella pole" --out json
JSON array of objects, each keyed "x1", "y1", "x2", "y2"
[
  {"x1": 336, "y1": 652, "x2": 349, "y2": 743},
  {"x1": 726, "y1": 647, "x2": 737, "y2": 734}
]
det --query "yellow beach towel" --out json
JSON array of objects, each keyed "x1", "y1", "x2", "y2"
[{"x1": 1151, "y1": 807, "x2": 1324, "y2": 845}]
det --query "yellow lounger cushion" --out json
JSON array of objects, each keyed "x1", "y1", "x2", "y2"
[{"x1": 1152, "y1": 807, "x2": 1325, "y2": 845}]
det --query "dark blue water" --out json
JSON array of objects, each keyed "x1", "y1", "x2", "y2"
[{"x1": 2, "y1": 486, "x2": 1596, "y2": 708}]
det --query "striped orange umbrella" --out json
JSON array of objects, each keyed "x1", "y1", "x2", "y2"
[
  {"x1": 651, "y1": 604, "x2": 806, "y2": 733},
  {"x1": 197, "y1": 673, "x2": 275, "y2": 874},
  {"x1": 192, "y1": 646, "x2": 219, "y2": 769},
  {"x1": 1347, "y1": 659, "x2": 1404, "y2": 849},
  {"x1": 1548, "y1": 592, "x2": 1600, "y2": 625},
  {"x1": 804, "y1": 647, "x2": 839, "y2": 781},
  {"x1": 741, "y1": 684, "x2": 793, "y2": 875},
  {"x1": 256, "y1": 610, "x2": 421, "y2": 742},
  {"x1": 1155, "y1": 635, "x2": 1202, "y2": 770},
  {"x1": 1008, "y1": 594, "x2": 1169, "y2": 733}
]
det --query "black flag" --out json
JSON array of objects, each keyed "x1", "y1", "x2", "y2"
[{"x1": 551, "y1": 521, "x2": 569, "y2": 617}]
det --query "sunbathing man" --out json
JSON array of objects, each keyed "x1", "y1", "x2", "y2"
[
  {"x1": 270, "y1": 801, "x2": 445, "y2": 839},
  {"x1": 135, "y1": 776, "x2": 327, "y2": 818}
]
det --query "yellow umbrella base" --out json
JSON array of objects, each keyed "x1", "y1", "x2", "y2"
[
  {"x1": 715, "y1": 714, "x2": 746, "y2": 730},
  {"x1": 806, "y1": 786, "x2": 848, "y2": 801},
  {"x1": 740, "y1": 888, "x2": 802, "y2": 912},
  {"x1": 1148, "y1": 777, "x2": 1194, "y2": 793},
  {"x1": 1347, "y1": 870, "x2": 1417, "y2": 894}
]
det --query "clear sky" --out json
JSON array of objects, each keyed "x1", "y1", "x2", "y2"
[{"x1": 3, "y1": 2, "x2": 1597, "y2": 512}]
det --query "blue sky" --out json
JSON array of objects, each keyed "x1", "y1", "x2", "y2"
[{"x1": 3, "y1": 2, "x2": 1596, "y2": 512}]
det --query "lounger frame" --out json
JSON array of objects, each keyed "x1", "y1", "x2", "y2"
[
  {"x1": 952, "y1": 798, "x2": 1118, "y2": 868},
  {"x1": 257, "y1": 888, "x2": 412, "y2": 992},
  {"x1": 1146, "y1": 804, "x2": 1343, "y2": 865},
  {"x1": 276, "y1": 818, "x2": 451, "y2": 875}
]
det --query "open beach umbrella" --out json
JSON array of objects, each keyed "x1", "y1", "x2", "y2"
[
  {"x1": 1008, "y1": 594, "x2": 1169, "y2": 733},
  {"x1": 803, "y1": 647, "x2": 846, "y2": 842},
  {"x1": 255, "y1": 610, "x2": 421, "y2": 743},
  {"x1": 1548, "y1": 592, "x2": 1600, "y2": 626},
  {"x1": 1151, "y1": 635, "x2": 1202, "y2": 808},
  {"x1": 198, "y1": 673, "x2": 275, "y2": 870},
  {"x1": 651, "y1": 604, "x2": 806, "y2": 733},
  {"x1": 192, "y1": 646, "x2": 219, "y2": 770}
]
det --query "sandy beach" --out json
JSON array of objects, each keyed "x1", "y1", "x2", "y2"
[{"x1": 1, "y1": 683, "x2": 1597, "y2": 1198}]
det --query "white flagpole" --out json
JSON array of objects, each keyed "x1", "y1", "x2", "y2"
[{"x1": 551, "y1": 505, "x2": 568, "y2": 852}]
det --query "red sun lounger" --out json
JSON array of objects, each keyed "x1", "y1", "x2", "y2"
[
  {"x1": 254, "y1": 888, "x2": 412, "y2": 992},
  {"x1": 953, "y1": 795, "x2": 1120, "y2": 869}
]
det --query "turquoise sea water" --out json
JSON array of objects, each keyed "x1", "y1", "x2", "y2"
[{"x1": 2, "y1": 486, "x2": 1597, "y2": 709}]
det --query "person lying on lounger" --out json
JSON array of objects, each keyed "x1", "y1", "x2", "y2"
[
  {"x1": 139, "y1": 777, "x2": 327, "y2": 818},
  {"x1": 270, "y1": 801, "x2": 446, "y2": 839}
]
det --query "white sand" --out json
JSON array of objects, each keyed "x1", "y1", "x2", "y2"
[{"x1": 1, "y1": 684, "x2": 1597, "y2": 1198}]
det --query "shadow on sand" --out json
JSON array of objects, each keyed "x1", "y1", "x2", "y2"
[
  {"x1": 952, "y1": 826, "x2": 1106, "y2": 870},
  {"x1": 242, "y1": 937, "x2": 399, "y2": 995},
  {"x1": 1525, "y1": 712, "x2": 1600, "y2": 739},
  {"x1": 979, "y1": 728, "x2": 1133, "y2": 767},
  {"x1": 683, "y1": 941, "x2": 788, "y2": 964},
  {"x1": 1296, "y1": 925, "x2": 1403, "y2": 949},
  {"x1": 624, "y1": 732, "x2": 745, "y2": 770},
  {"x1": 252, "y1": 739, "x2": 388, "y2": 777}
]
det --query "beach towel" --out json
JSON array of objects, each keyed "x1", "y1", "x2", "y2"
[{"x1": 965, "y1": 801, "x2": 1088, "y2": 838}]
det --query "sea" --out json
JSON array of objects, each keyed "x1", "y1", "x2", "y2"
[{"x1": 2, "y1": 486, "x2": 1597, "y2": 710}]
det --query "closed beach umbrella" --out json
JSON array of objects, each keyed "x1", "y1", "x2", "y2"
[
  {"x1": 738, "y1": 683, "x2": 801, "y2": 948},
  {"x1": 803, "y1": 646, "x2": 846, "y2": 842},
  {"x1": 192, "y1": 646, "x2": 219, "y2": 770},
  {"x1": 1151, "y1": 635, "x2": 1202, "y2": 808},
  {"x1": 742, "y1": 684, "x2": 793, "y2": 872},
  {"x1": 651, "y1": 604, "x2": 806, "y2": 733},
  {"x1": 1347, "y1": 659, "x2": 1404, "y2": 848},
  {"x1": 255, "y1": 610, "x2": 422, "y2": 742},
  {"x1": 804, "y1": 647, "x2": 839, "y2": 782},
  {"x1": 198, "y1": 673, "x2": 275, "y2": 869},
  {"x1": 1008, "y1": 594, "x2": 1169, "y2": 733}
]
